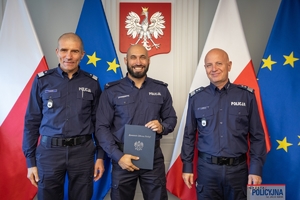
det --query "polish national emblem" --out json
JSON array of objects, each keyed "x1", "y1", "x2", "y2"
[
  {"x1": 125, "y1": 7, "x2": 165, "y2": 50},
  {"x1": 120, "y1": 3, "x2": 171, "y2": 57},
  {"x1": 134, "y1": 141, "x2": 144, "y2": 151}
]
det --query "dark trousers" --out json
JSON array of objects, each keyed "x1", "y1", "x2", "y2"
[
  {"x1": 196, "y1": 156, "x2": 248, "y2": 200},
  {"x1": 36, "y1": 139, "x2": 95, "y2": 200},
  {"x1": 111, "y1": 147, "x2": 168, "y2": 200}
]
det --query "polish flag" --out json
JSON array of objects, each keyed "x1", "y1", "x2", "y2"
[
  {"x1": 166, "y1": 0, "x2": 270, "y2": 199},
  {"x1": 0, "y1": 0, "x2": 48, "y2": 199}
]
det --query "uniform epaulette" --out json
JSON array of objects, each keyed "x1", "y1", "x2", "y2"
[
  {"x1": 238, "y1": 85, "x2": 254, "y2": 93},
  {"x1": 82, "y1": 71, "x2": 98, "y2": 81},
  {"x1": 152, "y1": 79, "x2": 168, "y2": 87},
  {"x1": 190, "y1": 87, "x2": 204, "y2": 97},
  {"x1": 90, "y1": 74, "x2": 98, "y2": 81},
  {"x1": 37, "y1": 69, "x2": 54, "y2": 78},
  {"x1": 105, "y1": 79, "x2": 121, "y2": 89}
]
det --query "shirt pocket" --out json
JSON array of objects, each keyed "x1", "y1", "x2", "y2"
[
  {"x1": 115, "y1": 96, "x2": 135, "y2": 118},
  {"x1": 42, "y1": 92, "x2": 61, "y2": 113},
  {"x1": 195, "y1": 108, "x2": 214, "y2": 133},
  {"x1": 146, "y1": 96, "x2": 164, "y2": 119},
  {"x1": 228, "y1": 107, "x2": 249, "y2": 131},
  {"x1": 77, "y1": 91, "x2": 94, "y2": 114}
]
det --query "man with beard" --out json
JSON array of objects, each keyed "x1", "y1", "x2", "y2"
[{"x1": 95, "y1": 44, "x2": 177, "y2": 200}]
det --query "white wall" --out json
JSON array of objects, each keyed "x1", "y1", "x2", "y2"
[{"x1": 0, "y1": 0, "x2": 281, "y2": 199}]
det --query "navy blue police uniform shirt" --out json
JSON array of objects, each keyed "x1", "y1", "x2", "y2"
[
  {"x1": 96, "y1": 75, "x2": 177, "y2": 163},
  {"x1": 23, "y1": 66, "x2": 103, "y2": 168},
  {"x1": 181, "y1": 81, "x2": 266, "y2": 176}
]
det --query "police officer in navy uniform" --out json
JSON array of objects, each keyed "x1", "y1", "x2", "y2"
[
  {"x1": 95, "y1": 44, "x2": 177, "y2": 200},
  {"x1": 181, "y1": 48, "x2": 266, "y2": 200},
  {"x1": 23, "y1": 33, "x2": 105, "y2": 200}
]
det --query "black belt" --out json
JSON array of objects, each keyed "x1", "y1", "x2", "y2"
[
  {"x1": 117, "y1": 140, "x2": 160, "y2": 152},
  {"x1": 41, "y1": 135, "x2": 92, "y2": 147},
  {"x1": 198, "y1": 151, "x2": 246, "y2": 166}
]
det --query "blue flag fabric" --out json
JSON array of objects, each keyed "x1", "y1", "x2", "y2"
[
  {"x1": 257, "y1": 0, "x2": 300, "y2": 199},
  {"x1": 76, "y1": 0, "x2": 123, "y2": 90},
  {"x1": 64, "y1": 0, "x2": 123, "y2": 199}
]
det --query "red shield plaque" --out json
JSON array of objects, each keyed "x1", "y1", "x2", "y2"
[{"x1": 119, "y1": 3, "x2": 171, "y2": 57}]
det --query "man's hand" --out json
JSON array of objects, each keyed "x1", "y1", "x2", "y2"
[
  {"x1": 182, "y1": 173, "x2": 194, "y2": 189},
  {"x1": 145, "y1": 120, "x2": 164, "y2": 134},
  {"x1": 118, "y1": 154, "x2": 139, "y2": 171},
  {"x1": 94, "y1": 159, "x2": 105, "y2": 181},
  {"x1": 248, "y1": 174, "x2": 262, "y2": 185},
  {"x1": 27, "y1": 167, "x2": 39, "y2": 187}
]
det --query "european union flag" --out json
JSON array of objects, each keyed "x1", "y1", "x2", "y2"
[
  {"x1": 257, "y1": 0, "x2": 300, "y2": 199},
  {"x1": 76, "y1": 0, "x2": 123, "y2": 90},
  {"x1": 64, "y1": 0, "x2": 122, "y2": 199}
]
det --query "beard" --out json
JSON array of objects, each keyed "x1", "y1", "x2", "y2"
[{"x1": 127, "y1": 63, "x2": 149, "y2": 79}]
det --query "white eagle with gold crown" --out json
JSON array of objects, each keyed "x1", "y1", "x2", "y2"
[{"x1": 125, "y1": 7, "x2": 166, "y2": 51}]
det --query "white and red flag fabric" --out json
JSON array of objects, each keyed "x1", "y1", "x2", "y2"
[
  {"x1": 166, "y1": 0, "x2": 270, "y2": 199},
  {"x1": 0, "y1": 0, "x2": 48, "y2": 199}
]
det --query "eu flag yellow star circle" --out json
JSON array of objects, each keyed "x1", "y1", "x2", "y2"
[
  {"x1": 86, "y1": 51, "x2": 120, "y2": 73},
  {"x1": 261, "y1": 51, "x2": 299, "y2": 71}
]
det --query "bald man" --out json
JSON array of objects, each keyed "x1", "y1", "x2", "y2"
[
  {"x1": 23, "y1": 33, "x2": 104, "y2": 200},
  {"x1": 181, "y1": 48, "x2": 266, "y2": 200},
  {"x1": 96, "y1": 44, "x2": 177, "y2": 200}
]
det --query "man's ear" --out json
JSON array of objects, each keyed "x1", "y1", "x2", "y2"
[
  {"x1": 228, "y1": 61, "x2": 232, "y2": 72},
  {"x1": 124, "y1": 56, "x2": 128, "y2": 65}
]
